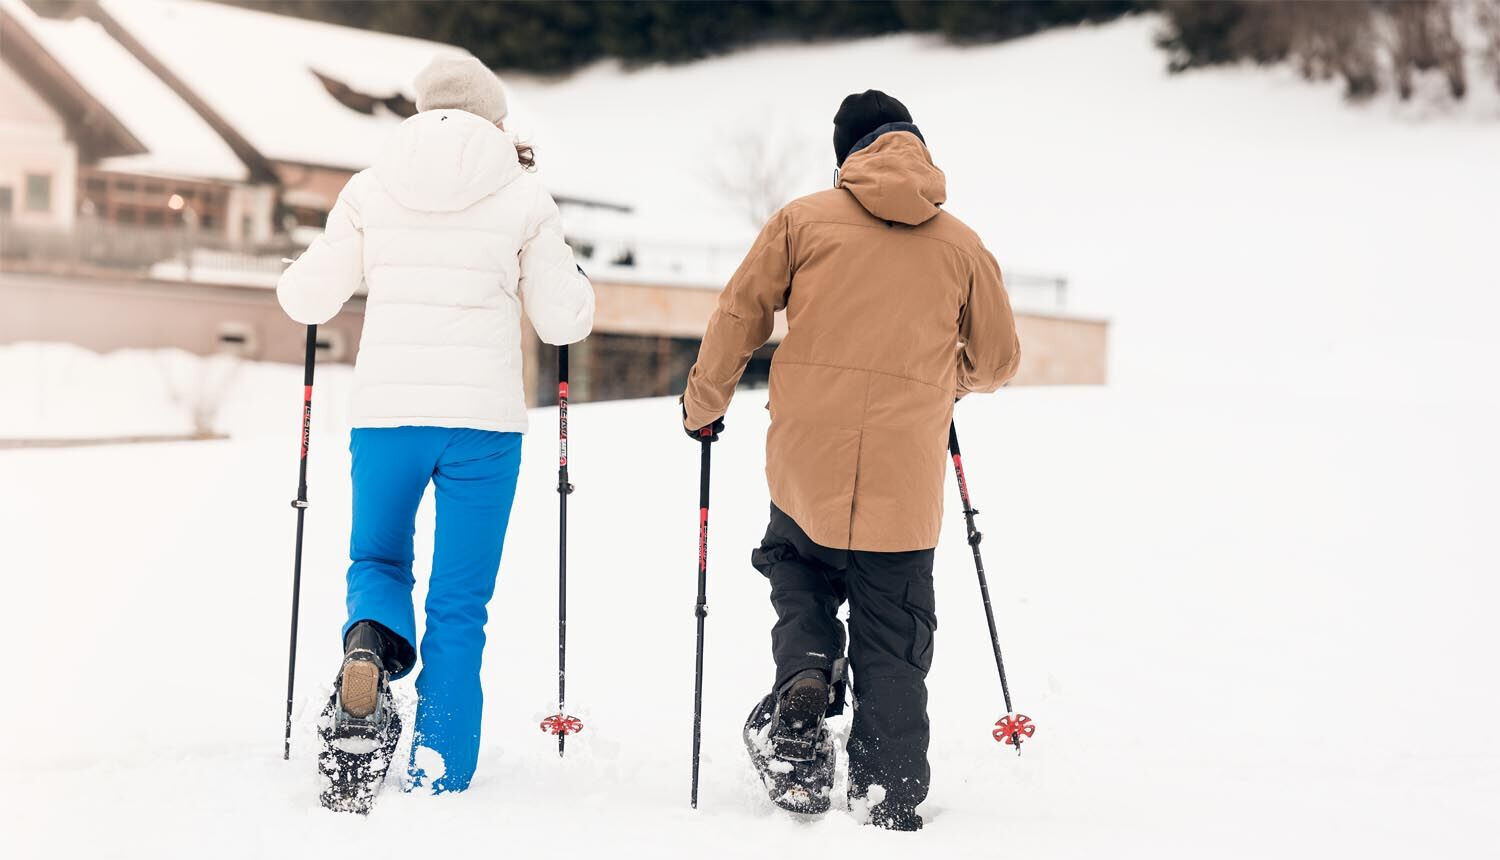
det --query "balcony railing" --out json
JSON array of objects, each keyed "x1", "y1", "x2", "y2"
[
  {"x1": 567, "y1": 231, "x2": 1071, "y2": 314},
  {"x1": 2, "y1": 218, "x2": 1070, "y2": 312},
  {"x1": 0, "y1": 218, "x2": 292, "y2": 285}
]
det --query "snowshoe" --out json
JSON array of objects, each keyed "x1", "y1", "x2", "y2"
[
  {"x1": 317, "y1": 623, "x2": 403, "y2": 814},
  {"x1": 743, "y1": 670, "x2": 837, "y2": 815}
]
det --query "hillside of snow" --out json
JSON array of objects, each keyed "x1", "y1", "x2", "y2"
[
  {"x1": 509, "y1": 16, "x2": 1500, "y2": 394},
  {"x1": 3, "y1": 16, "x2": 1498, "y2": 859}
]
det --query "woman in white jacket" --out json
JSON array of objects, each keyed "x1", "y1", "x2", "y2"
[{"x1": 277, "y1": 56, "x2": 593, "y2": 799}]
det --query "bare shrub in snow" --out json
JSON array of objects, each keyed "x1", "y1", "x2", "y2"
[
  {"x1": 1388, "y1": 0, "x2": 1467, "y2": 99},
  {"x1": 1477, "y1": 0, "x2": 1500, "y2": 90},
  {"x1": 158, "y1": 351, "x2": 242, "y2": 438},
  {"x1": 711, "y1": 126, "x2": 816, "y2": 230},
  {"x1": 1286, "y1": 1, "x2": 1381, "y2": 100}
]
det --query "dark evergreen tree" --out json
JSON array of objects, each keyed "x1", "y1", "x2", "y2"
[{"x1": 220, "y1": 1, "x2": 1144, "y2": 73}]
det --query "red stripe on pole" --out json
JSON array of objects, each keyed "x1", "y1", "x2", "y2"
[
  {"x1": 300, "y1": 389, "x2": 312, "y2": 459},
  {"x1": 698, "y1": 507, "x2": 708, "y2": 569}
]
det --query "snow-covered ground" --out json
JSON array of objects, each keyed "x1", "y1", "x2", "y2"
[{"x1": 3, "y1": 16, "x2": 1499, "y2": 859}]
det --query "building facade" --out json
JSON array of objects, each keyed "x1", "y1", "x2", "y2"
[{"x1": 0, "y1": 0, "x2": 1108, "y2": 404}]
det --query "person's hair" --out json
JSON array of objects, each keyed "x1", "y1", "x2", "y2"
[{"x1": 515, "y1": 140, "x2": 536, "y2": 171}]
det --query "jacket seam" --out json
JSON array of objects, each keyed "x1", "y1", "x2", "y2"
[
  {"x1": 787, "y1": 218, "x2": 983, "y2": 269},
  {"x1": 522, "y1": 180, "x2": 549, "y2": 245},
  {"x1": 846, "y1": 371, "x2": 874, "y2": 546},
  {"x1": 368, "y1": 262, "x2": 510, "y2": 275},
  {"x1": 362, "y1": 223, "x2": 518, "y2": 236},
  {"x1": 366, "y1": 300, "x2": 512, "y2": 310},
  {"x1": 772, "y1": 359, "x2": 946, "y2": 392}
]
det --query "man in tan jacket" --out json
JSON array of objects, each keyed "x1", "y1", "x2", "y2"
[{"x1": 681, "y1": 90, "x2": 1020, "y2": 830}]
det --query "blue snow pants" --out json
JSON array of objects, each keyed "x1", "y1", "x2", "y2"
[{"x1": 345, "y1": 426, "x2": 522, "y2": 794}]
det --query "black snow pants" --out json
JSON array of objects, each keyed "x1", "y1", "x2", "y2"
[{"x1": 750, "y1": 504, "x2": 936, "y2": 810}]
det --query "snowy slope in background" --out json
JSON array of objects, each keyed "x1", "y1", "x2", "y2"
[
  {"x1": 510, "y1": 16, "x2": 1500, "y2": 394},
  {"x1": 2, "y1": 16, "x2": 1498, "y2": 859}
]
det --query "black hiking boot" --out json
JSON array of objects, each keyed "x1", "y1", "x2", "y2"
[
  {"x1": 868, "y1": 801, "x2": 924, "y2": 832},
  {"x1": 744, "y1": 669, "x2": 837, "y2": 815},
  {"x1": 337, "y1": 621, "x2": 391, "y2": 721},
  {"x1": 317, "y1": 621, "x2": 403, "y2": 814}
]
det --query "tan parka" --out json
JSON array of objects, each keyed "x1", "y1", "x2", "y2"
[{"x1": 682, "y1": 131, "x2": 1020, "y2": 552}]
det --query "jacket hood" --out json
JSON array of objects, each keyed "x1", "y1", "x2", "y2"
[
  {"x1": 836, "y1": 126, "x2": 946, "y2": 226},
  {"x1": 372, "y1": 109, "x2": 522, "y2": 212}
]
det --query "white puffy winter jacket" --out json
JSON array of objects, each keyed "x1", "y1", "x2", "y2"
[{"x1": 276, "y1": 109, "x2": 594, "y2": 433}]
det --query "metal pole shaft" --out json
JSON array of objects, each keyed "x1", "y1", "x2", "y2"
[
  {"x1": 691, "y1": 437, "x2": 711, "y2": 808},
  {"x1": 284, "y1": 324, "x2": 317, "y2": 759},
  {"x1": 948, "y1": 421, "x2": 1014, "y2": 715},
  {"x1": 557, "y1": 345, "x2": 571, "y2": 757}
]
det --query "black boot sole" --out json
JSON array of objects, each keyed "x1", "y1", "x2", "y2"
[{"x1": 339, "y1": 658, "x2": 381, "y2": 719}]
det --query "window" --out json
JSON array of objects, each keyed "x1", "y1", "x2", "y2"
[
  {"x1": 0, "y1": 186, "x2": 12, "y2": 217},
  {"x1": 286, "y1": 205, "x2": 328, "y2": 229},
  {"x1": 215, "y1": 322, "x2": 259, "y2": 358},
  {"x1": 117, "y1": 207, "x2": 137, "y2": 224},
  {"x1": 25, "y1": 173, "x2": 51, "y2": 212},
  {"x1": 144, "y1": 210, "x2": 164, "y2": 227}
]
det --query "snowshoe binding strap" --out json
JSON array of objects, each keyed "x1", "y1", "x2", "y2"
[{"x1": 770, "y1": 671, "x2": 831, "y2": 763}]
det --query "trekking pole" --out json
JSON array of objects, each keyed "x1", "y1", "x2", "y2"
[
  {"x1": 540, "y1": 346, "x2": 583, "y2": 753},
  {"x1": 948, "y1": 420, "x2": 1035, "y2": 755},
  {"x1": 283, "y1": 324, "x2": 317, "y2": 759},
  {"x1": 690, "y1": 431, "x2": 712, "y2": 807}
]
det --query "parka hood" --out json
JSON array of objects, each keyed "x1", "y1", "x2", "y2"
[
  {"x1": 836, "y1": 127, "x2": 946, "y2": 226},
  {"x1": 372, "y1": 109, "x2": 522, "y2": 213}
]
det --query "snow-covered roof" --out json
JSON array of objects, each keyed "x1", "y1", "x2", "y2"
[
  {"x1": 1, "y1": 0, "x2": 246, "y2": 182},
  {"x1": 98, "y1": 0, "x2": 470, "y2": 172}
]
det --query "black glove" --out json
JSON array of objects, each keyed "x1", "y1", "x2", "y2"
[{"x1": 682, "y1": 403, "x2": 724, "y2": 443}]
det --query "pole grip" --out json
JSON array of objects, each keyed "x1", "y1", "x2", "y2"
[
  {"x1": 303, "y1": 325, "x2": 317, "y2": 386},
  {"x1": 698, "y1": 440, "x2": 711, "y2": 506},
  {"x1": 948, "y1": 420, "x2": 961, "y2": 457}
]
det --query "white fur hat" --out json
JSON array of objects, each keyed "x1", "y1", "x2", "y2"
[{"x1": 414, "y1": 55, "x2": 508, "y2": 122}]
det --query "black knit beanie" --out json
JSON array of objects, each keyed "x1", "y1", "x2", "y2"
[{"x1": 833, "y1": 90, "x2": 912, "y2": 166}]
